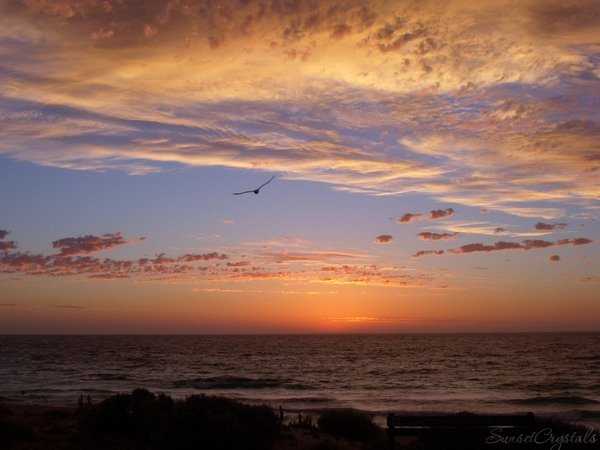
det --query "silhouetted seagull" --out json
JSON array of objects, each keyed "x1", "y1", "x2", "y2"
[{"x1": 233, "y1": 176, "x2": 275, "y2": 195}]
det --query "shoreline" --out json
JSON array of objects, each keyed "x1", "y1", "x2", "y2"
[{"x1": 3, "y1": 392, "x2": 600, "y2": 427}]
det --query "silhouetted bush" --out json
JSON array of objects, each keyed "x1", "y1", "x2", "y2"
[
  {"x1": 0, "y1": 418, "x2": 34, "y2": 447},
  {"x1": 317, "y1": 409, "x2": 378, "y2": 442},
  {"x1": 81, "y1": 389, "x2": 279, "y2": 450}
]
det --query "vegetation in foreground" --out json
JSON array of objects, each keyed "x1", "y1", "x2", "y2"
[{"x1": 1, "y1": 389, "x2": 597, "y2": 450}]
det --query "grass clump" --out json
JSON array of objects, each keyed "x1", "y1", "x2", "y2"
[
  {"x1": 81, "y1": 388, "x2": 280, "y2": 450},
  {"x1": 317, "y1": 409, "x2": 378, "y2": 443}
]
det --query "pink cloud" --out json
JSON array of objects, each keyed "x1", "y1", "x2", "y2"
[{"x1": 52, "y1": 233, "x2": 128, "y2": 256}]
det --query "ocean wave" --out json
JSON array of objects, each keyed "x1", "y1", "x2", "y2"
[
  {"x1": 92, "y1": 373, "x2": 129, "y2": 381},
  {"x1": 242, "y1": 396, "x2": 335, "y2": 404},
  {"x1": 507, "y1": 396, "x2": 599, "y2": 406},
  {"x1": 526, "y1": 381, "x2": 583, "y2": 391},
  {"x1": 568, "y1": 355, "x2": 600, "y2": 361},
  {"x1": 173, "y1": 376, "x2": 312, "y2": 390}
]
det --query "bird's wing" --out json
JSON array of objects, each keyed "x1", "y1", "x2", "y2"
[
  {"x1": 233, "y1": 190, "x2": 254, "y2": 195},
  {"x1": 257, "y1": 176, "x2": 275, "y2": 190}
]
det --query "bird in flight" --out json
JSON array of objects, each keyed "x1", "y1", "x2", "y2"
[{"x1": 233, "y1": 176, "x2": 275, "y2": 195}]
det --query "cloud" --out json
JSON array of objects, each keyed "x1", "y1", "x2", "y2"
[
  {"x1": 451, "y1": 241, "x2": 525, "y2": 254},
  {"x1": 263, "y1": 251, "x2": 364, "y2": 264},
  {"x1": 0, "y1": 240, "x2": 17, "y2": 252},
  {"x1": 398, "y1": 213, "x2": 423, "y2": 223},
  {"x1": 0, "y1": 229, "x2": 16, "y2": 252},
  {"x1": 0, "y1": 231, "x2": 445, "y2": 288},
  {"x1": 52, "y1": 233, "x2": 129, "y2": 256},
  {"x1": 430, "y1": 208, "x2": 454, "y2": 220},
  {"x1": 413, "y1": 250, "x2": 445, "y2": 258},
  {"x1": 0, "y1": 0, "x2": 599, "y2": 220},
  {"x1": 549, "y1": 254, "x2": 560, "y2": 262},
  {"x1": 375, "y1": 234, "x2": 393, "y2": 244},
  {"x1": 244, "y1": 236, "x2": 310, "y2": 248},
  {"x1": 318, "y1": 264, "x2": 432, "y2": 287},
  {"x1": 178, "y1": 253, "x2": 228, "y2": 262},
  {"x1": 226, "y1": 261, "x2": 250, "y2": 267},
  {"x1": 435, "y1": 221, "x2": 556, "y2": 237},
  {"x1": 535, "y1": 222, "x2": 568, "y2": 231},
  {"x1": 398, "y1": 208, "x2": 455, "y2": 224},
  {"x1": 418, "y1": 232, "x2": 457, "y2": 241},
  {"x1": 414, "y1": 237, "x2": 594, "y2": 256}
]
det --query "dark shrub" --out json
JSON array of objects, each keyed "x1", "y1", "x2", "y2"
[
  {"x1": 317, "y1": 409, "x2": 378, "y2": 442},
  {"x1": 0, "y1": 418, "x2": 34, "y2": 446},
  {"x1": 81, "y1": 389, "x2": 279, "y2": 450}
]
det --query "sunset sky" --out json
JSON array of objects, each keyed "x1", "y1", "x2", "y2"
[{"x1": 1, "y1": 0, "x2": 599, "y2": 333}]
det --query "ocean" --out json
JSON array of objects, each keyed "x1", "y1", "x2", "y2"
[{"x1": 1, "y1": 334, "x2": 600, "y2": 425}]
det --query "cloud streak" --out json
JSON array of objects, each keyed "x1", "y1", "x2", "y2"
[
  {"x1": 418, "y1": 232, "x2": 457, "y2": 241},
  {"x1": 413, "y1": 237, "x2": 594, "y2": 257},
  {"x1": 535, "y1": 222, "x2": 568, "y2": 231}
]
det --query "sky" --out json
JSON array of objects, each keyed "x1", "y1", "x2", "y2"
[{"x1": 0, "y1": 0, "x2": 599, "y2": 334}]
